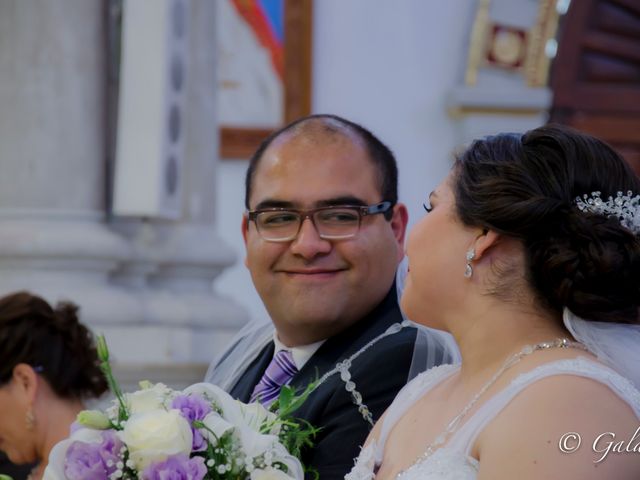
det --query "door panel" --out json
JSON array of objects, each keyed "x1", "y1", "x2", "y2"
[{"x1": 550, "y1": 0, "x2": 640, "y2": 174}]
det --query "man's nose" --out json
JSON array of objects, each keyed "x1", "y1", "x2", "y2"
[{"x1": 289, "y1": 217, "x2": 332, "y2": 259}]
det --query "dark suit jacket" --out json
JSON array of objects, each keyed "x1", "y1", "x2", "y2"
[{"x1": 229, "y1": 284, "x2": 437, "y2": 479}]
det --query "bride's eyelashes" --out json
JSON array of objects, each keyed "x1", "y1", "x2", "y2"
[{"x1": 423, "y1": 202, "x2": 433, "y2": 213}]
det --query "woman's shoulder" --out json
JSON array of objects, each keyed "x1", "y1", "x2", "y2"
[
  {"x1": 489, "y1": 357, "x2": 640, "y2": 437},
  {"x1": 476, "y1": 357, "x2": 640, "y2": 479},
  {"x1": 510, "y1": 357, "x2": 640, "y2": 412}
]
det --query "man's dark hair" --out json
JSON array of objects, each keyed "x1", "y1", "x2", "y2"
[{"x1": 244, "y1": 114, "x2": 398, "y2": 219}]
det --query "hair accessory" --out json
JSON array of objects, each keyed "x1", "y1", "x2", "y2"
[
  {"x1": 575, "y1": 191, "x2": 640, "y2": 234},
  {"x1": 464, "y1": 248, "x2": 475, "y2": 278},
  {"x1": 25, "y1": 408, "x2": 36, "y2": 431}
]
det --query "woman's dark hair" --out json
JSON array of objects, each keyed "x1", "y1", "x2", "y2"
[
  {"x1": 453, "y1": 124, "x2": 640, "y2": 324},
  {"x1": 0, "y1": 291, "x2": 108, "y2": 399}
]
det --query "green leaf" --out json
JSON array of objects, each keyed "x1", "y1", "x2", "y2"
[
  {"x1": 277, "y1": 384, "x2": 295, "y2": 410},
  {"x1": 275, "y1": 379, "x2": 319, "y2": 418},
  {"x1": 267, "y1": 377, "x2": 323, "y2": 461}
]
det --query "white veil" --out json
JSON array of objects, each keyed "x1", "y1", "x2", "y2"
[
  {"x1": 204, "y1": 317, "x2": 273, "y2": 391},
  {"x1": 563, "y1": 308, "x2": 640, "y2": 389},
  {"x1": 205, "y1": 258, "x2": 461, "y2": 391},
  {"x1": 395, "y1": 257, "x2": 461, "y2": 377}
]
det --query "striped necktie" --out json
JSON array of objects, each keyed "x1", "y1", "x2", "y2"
[{"x1": 250, "y1": 349, "x2": 298, "y2": 407}]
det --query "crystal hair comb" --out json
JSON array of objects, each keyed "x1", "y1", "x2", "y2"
[{"x1": 574, "y1": 191, "x2": 640, "y2": 235}]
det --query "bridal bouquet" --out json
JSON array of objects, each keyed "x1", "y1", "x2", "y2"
[{"x1": 44, "y1": 337, "x2": 317, "y2": 480}]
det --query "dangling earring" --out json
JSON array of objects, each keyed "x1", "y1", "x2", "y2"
[
  {"x1": 25, "y1": 407, "x2": 36, "y2": 431},
  {"x1": 464, "y1": 248, "x2": 475, "y2": 278}
]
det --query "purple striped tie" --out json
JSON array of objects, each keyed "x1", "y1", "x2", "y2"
[{"x1": 250, "y1": 349, "x2": 298, "y2": 407}]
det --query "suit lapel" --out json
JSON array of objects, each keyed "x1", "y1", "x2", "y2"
[
  {"x1": 291, "y1": 283, "x2": 402, "y2": 389},
  {"x1": 229, "y1": 341, "x2": 275, "y2": 402},
  {"x1": 228, "y1": 283, "x2": 403, "y2": 400}
]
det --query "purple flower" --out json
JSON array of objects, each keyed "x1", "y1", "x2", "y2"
[
  {"x1": 172, "y1": 394, "x2": 212, "y2": 422},
  {"x1": 171, "y1": 394, "x2": 212, "y2": 451},
  {"x1": 63, "y1": 431, "x2": 124, "y2": 480},
  {"x1": 99, "y1": 430, "x2": 125, "y2": 474},
  {"x1": 64, "y1": 442, "x2": 107, "y2": 480},
  {"x1": 141, "y1": 454, "x2": 207, "y2": 480}
]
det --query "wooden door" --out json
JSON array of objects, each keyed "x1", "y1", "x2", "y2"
[{"x1": 549, "y1": 0, "x2": 640, "y2": 175}]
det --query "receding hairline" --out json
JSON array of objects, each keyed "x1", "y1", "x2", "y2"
[
  {"x1": 249, "y1": 117, "x2": 377, "y2": 196},
  {"x1": 266, "y1": 116, "x2": 368, "y2": 152},
  {"x1": 245, "y1": 114, "x2": 397, "y2": 210}
]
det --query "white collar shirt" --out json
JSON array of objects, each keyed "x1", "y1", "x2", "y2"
[{"x1": 273, "y1": 333, "x2": 325, "y2": 371}]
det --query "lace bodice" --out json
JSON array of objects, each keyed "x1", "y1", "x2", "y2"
[{"x1": 346, "y1": 358, "x2": 640, "y2": 480}]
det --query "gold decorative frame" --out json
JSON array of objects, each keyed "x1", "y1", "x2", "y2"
[
  {"x1": 464, "y1": 0, "x2": 561, "y2": 87},
  {"x1": 220, "y1": 0, "x2": 312, "y2": 159}
]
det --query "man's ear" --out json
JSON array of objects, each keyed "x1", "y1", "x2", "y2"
[
  {"x1": 241, "y1": 214, "x2": 250, "y2": 244},
  {"x1": 12, "y1": 363, "x2": 38, "y2": 403},
  {"x1": 241, "y1": 214, "x2": 250, "y2": 268},
  {"x1": 391, "y1": 203, "x2": 409, "y2": 262}
]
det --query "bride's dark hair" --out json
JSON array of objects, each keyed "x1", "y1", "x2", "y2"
[
  {"x1": 453, "y1": 124, "x2": 640, "y2": 324},
  {"x1": 0, "y1": 291, "x2": 108, "y2": 399}
]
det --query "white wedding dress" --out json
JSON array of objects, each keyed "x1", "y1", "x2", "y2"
[{"x1": 346, "y1": 358, "x2": 640, "y2": 480}]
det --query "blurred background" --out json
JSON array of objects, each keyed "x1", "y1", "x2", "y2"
[{"x1": 0, "y1": 0, "x2": 639, "y2": 389}]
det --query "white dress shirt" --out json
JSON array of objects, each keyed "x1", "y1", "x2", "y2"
[{"x1": 273, "y1": 333, "x2": 325, "y2": 370}]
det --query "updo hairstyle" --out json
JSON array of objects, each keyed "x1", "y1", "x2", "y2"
[
  {"x1": 453, "y1": 124, "x2": 640, "y2": 324},
  {"x1": 0, "y1": 291, "x2": 108, "y2": 399}
]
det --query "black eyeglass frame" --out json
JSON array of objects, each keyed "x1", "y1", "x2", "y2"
[{"x1": 247, "y1": 200, "x2": 394, "y2": 242}]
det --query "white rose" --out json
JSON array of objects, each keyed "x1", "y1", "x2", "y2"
[
  {"x1": 125, "y1": 383, "x2": 172, "y2": 414},
  {"x1": 118, "y1": 410, "x2": 192, "y2": 471},
  {"x1": 250, "y1": 467, "x2": 297, "y2": 480}
]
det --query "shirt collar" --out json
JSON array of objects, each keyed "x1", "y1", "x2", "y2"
[{"x1": 273, "y1": 332, "x2": 325, "y2": 370}]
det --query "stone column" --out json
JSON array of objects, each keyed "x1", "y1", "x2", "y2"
[
  {"x1": 0, "y1": 0, "x2": 247, "y2": 390},
  {"x1": 0, "y1": 1, "x2": 142, "y2": 324},
  {"x1": 106, "y1": 0, "x2": 248, "y2": 388}
]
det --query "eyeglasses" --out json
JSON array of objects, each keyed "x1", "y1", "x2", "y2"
[{"x1": 247, "y1": 201, "x2": 394, "y2": 242}]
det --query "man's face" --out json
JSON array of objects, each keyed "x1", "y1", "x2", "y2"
[{"x1": 243, "y1": 131, "x2": 407, "y2": 346}]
